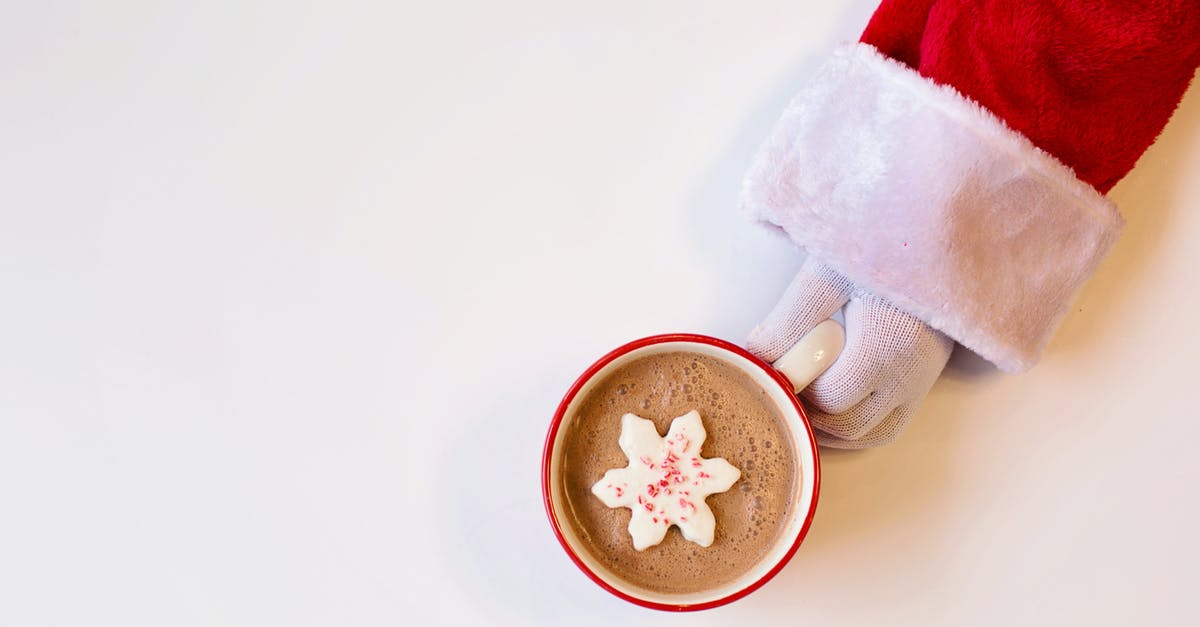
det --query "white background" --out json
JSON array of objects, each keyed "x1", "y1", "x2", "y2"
[{"x1": 2, "y1": 1, "x2": 1198, "y2": 625}]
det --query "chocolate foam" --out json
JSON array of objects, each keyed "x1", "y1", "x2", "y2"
[{"x1": 558, "y1": 350, "x2": 797, "y2": 595}]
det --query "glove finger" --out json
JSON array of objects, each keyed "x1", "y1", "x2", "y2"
[
  {"x1": 804, "y1": 294, "x2": 954, "y2": 439},
  {"x1": 806, "y1": 378, "x2": 903, "y2": 441},
  {"x1": 800, "y1": 296, "x2": 876, "y2": 415},
  {"x1": 813, "y1": 404, "x2": 917, "y2": 449},
  {"x1": 804, "y1": 294, "x2": 951, "y2": 416},
  {"x1": 747, "y1": 257, "x2": 852, "y2": 363}
]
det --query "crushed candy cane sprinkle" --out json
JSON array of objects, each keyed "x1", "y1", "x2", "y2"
[{"x1": 590, "y1": 410, "x2": 740, "y2": 551}]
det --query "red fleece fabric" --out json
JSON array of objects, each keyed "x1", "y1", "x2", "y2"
[{"x1": 860, "y1": 0, "x2": 1200, "y2": 193}]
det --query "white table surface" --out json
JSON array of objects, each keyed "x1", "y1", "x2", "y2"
[{"x1": 3, "y1": 1, "x2": 1198, "y2": 625}]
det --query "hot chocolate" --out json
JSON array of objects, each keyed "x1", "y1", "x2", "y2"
[{"x1": 556, "y1": 350, "x2": 797, "y2": 596}]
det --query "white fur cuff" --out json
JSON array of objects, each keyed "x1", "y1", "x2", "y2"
[{"x1": 741, "y1": 43, "x2": 1123, "y2": 373}]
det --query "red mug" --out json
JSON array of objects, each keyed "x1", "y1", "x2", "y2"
[{"x1": 542, "y1": 322, "x2": 843, "y2": 610}]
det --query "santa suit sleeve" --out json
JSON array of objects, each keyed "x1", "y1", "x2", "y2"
[{"x1": 741, "y1": 0, "x2": 1200, "y2": 373}]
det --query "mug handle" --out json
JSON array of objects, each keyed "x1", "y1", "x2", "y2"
[{"x1": 770, "y1": 319, "x2": 845, "y2": 394}]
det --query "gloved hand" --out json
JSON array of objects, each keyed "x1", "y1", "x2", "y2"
[{"x1": 748, "y1": 257, "x2": 953, "y2": 448}]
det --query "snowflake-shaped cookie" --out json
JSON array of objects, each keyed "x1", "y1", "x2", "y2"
[{"x1": 591, "y1": 410, "x2": 740, "y2": 550}]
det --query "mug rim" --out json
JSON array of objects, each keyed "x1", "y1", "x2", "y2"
[{"x1": 541, "y1": 333, "x2": 822, "y2": 611}]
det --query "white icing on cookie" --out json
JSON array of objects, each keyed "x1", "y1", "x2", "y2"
[{"x1": 590, "y1": 410, "x2": 741, "y2": 550}]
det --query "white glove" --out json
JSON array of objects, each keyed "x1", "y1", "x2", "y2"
[{"x1": 748, "y1": 257, "x2": 954, "y2": 449}]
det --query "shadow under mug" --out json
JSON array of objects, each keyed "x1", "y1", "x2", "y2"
[{"x1": 542, "y1": 322, "x2": 843, "y2": 611}]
